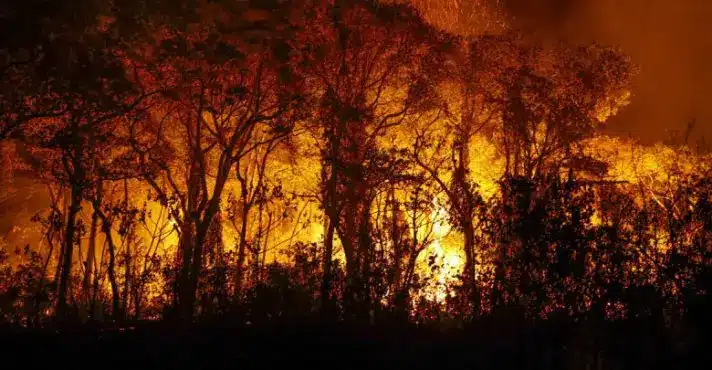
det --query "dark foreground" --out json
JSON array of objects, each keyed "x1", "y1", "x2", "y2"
[{"x1": 2, "y1": 319, "x2": 710, "y2": 370}]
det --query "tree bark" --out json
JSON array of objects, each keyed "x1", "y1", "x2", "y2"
[
  {"x1": 56, "y1": 184, "x2": 82, "y2": 321},
  {"x1": 182, "y1": 222, "x2": 206, "y2": 320},
  {"x1": 176, "y1": 221, "x2": 193, "y2": 317},
  {"x1": 97, "y1": 210, "x2": 121, "y2": 321},
  {"x1": 83, "y1": 181, "x2": 101, "y2": 312},
  {"x1": 462, "y1": 219, "x2": 481, "y2": 314},
  {"x1": 235, "y1": 204, "x2": 249, "y2": 298},
  {"x1": 320, "y1": 123, "x2": 340, "y2": 317},
  {"x1": 121, "y1": 180, "x2": 131, "y2": 320},
  {"x1": 183, "y1": 198, "x2": 223, "y2": 320},
  {"x1": 320, "y1": 217, "x2": 335, "y2": 316},
  {"x1": 180, "y1": 148, "x2": 232, "y2": 320},
  {"x1": 463, "y1": 220, "x2": 476, "y2": 280}
]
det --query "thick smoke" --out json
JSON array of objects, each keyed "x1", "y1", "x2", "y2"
[
  {"x1": 504, "y1": 0, "x2": 712, "y2": 145},
  {"x1": 404, "y1": 0, "x2": 712, "y2": 145}
]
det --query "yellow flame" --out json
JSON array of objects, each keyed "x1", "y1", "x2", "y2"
[{"x1": 420, "y1": 197, "x2": 464, "y2": 302}]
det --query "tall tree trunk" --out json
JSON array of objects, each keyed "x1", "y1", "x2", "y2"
[
  {"x1": 98, "y1": 211, "x2": 120, "y2": 320},
  {"x1": 390, "y1": 188, "x2": 404, "y2": 296},
  {"x1": 181, "y1": 223, "x2": 202, "y2": 320},
  {"x1": 462, "y1": 220, "x2": 476, "y2": 279},
  {"x1": 90, "y1": 239, "x2": 106, "y2": 320},
  {"x1": 176, "y1": 222, "x2": 193, "y2": 317},
  {"x1": 184, "y1": 219, "x2": 210, "y2": 320},
  {"x1": 454, "y1": 132, "x2": 481, "y2": 313},
  {"x1": 260, "y1": 212, "x2": 272, "y2": 281},
  {"x1": 462, "y1": 219, "x2": 481, "y2": 314},
  {"x1": 35, "y1": 227, "x2": 56, "y2": 325},
  {"x1": 123, "y1": 241, "x2": 131, "y2": 320},
  {"x1": 122, "y1": 180, "x2": 131, "y2": 319},
  {"x1": 358, "y1": 205, "x2": 374, "y2": 323},
  {"x1": 320, "y1": 218, "x2": 335, "y2": 316},
  {"x1": 56, "y1": 184, "x2": 82, "y2": 321},
  {"x1": 83, "y1": 181, "x2": 101, "y2": 311},
  {"x1": 252, "y1": 197, "x2": 265, "y2": 284},
  {"x1": 453, "y1": 133, "x2": 476, "y2": 279},
  {"x1": 321, "y1": 126, "x2": 339, "y2": 317},
  {"x1": 177, "y1": 138, "x2": 201, "y2": 321},
  {"x1": 54, "y1": 189, "x2": 70, "y2": 306},
  {"x1": 84, "y1": 210, "x2": 98, "y2": 298},
  {"x1": 235, "y1": 203, "x2": 250, "y2": 299},
  {"x1": 179, "y1": 145, "x2": 232, "y2": 320},
  {"x1": 233, "y1": 152, "x2": 254, "y2": 299},
  {"x1": 185, "y1": 192, "x2": 225, "y2": 320}
]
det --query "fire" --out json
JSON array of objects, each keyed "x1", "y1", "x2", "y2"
[
  {"x1": 595, "y1": 90, "x2": 632, "y2": 123},
  {"x1": 584, "y1": 135, "x2": 708, "y2": 199},
  {"x1": 398, "y1": 0, "x2": 508, "y2": 35},
  {"x1": 5, "y1": 0, "x2": 710, "y2": 326},
  {"x1": 419, "y1": 197, "x2": 464, "y2": 303}
]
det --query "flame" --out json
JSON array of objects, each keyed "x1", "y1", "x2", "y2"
[
  {"x1": 393, "y1": 0, "x2": 509, "y2": 35},
  {"x1": 3, "y1": 0, "x2": 704, "y2": 320},
  {"x1": 595, "y1": 90, "x2": 632, "y2": 123},
  {"x1": 419, "y1": 196, "x2": 464, "y2": 303}
]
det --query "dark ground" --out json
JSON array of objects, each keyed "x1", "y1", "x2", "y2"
[
  {"x1": 4, "y1": 322, "x2": 471, "y2": 369},
  {"x1": 2, "y1": 319, "x2": 707, "y2": 370}
]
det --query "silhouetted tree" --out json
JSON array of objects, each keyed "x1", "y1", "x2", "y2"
[
  {"x1": 129, "y1": 1, "x2": 306, "y2": 320},
  {"x1": 296, "y1": 0, "x2": 446, "y2": 321}
]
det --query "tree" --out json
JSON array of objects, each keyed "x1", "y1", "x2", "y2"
[
  {"x1": 370, "y1": 170, "x2": 443, "y2": 316},
  {"x1": 0, "y1": 0, "x2": 113, "y2": 141},
  {"x1": 130, "y1": 0, "x2": 306, "y2": 320},
  {"x1": 294, "y1": 0, "x2": 447, "y2": 320},
  {"x1": 409, "y1": 36, "x2": 505, "y2": 304},
  {"x1": 228, "y1": 137, "x2": 292, "y2": 298},
  {"x1": 18, "y1": 24, "x2": 147, "y2": 320},
  {"x1": 495, "y1": 38, "x2": 634, "y2": 181}
]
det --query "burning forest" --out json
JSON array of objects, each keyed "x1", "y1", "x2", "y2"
[{"x1": 1, "y1": 0, "x2": 711, "y2": 369}]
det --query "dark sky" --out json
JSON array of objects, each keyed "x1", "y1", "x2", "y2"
[{"x1": 504, "y1": 0, "x2": 712, "y2": 145}]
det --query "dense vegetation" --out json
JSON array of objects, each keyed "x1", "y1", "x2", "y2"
[{"x1": 1, "y1": 0, "x2": 711, "y2": 368}]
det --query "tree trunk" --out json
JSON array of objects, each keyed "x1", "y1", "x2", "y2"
[
  {"x1": 176, "y1": 222, "x2": 193, "y2": 318},
  {"x1": 260, "y1": 212, "x2": 272, "y2": 281},
  {"x1": 35, "y1": 224, "x2": 56, "y2": 325},
  {"x1": 463, "y1": 220, "x2": 476, "y2": 277},
  {"x1": 235, "y1": 204, "x2": 250, "y2": 298},
  {"x1": 389, "y1": 188, "x2": 404, "y2": 301},
  {"x1": 181, "y1": 223, "x2": 203, "y2": 320},
  {"x1": 184, "y1": 194, "x2": 223, "y2": 320},
  {"x1": 55, "y1": 190, "x2": 70, "y2": 290},
  {"x1": 122, "y1": 180, "x2": 132, "y2": 319},
  {"x1": 358, "y1": 207, "x2": 373, "y2": 323},
  {"x1": 462, "y1": 219, "x2": 480, "y2": 314},
  {"x1": 320, "y1": 217, "x2": 335, "y2": 316},
  {"x1": 84, "y1": 210, "x2": 98, "y2": 297},
  {"x1": 83, "y1": 181, "x2": 102, "y2": 311},
  {"x1": 179, "y1": 154, "x2": 232, "y2": 320},
  {"x1": 123, "y1": 240, "x2": 131, "y2": 320},
  {"x1": 184, "y1": 218, "x2": 210, "y2": 320},
  {"x1": 90, "y1": 239, "x2": 105, "y2": 320},
  {"x1": 98, "y1": 211, "x2": 121, "y2": 321},
  {"x1": 56, "y1": 184, "x2": 82, "y2": 321},
  {"x1": 252, "y1": 197, "x2": 265, "y2": 284},
  {"x1": 321, "y1": 130, "x2": 340, "y2": 317}
]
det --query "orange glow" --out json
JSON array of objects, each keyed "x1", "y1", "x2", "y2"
[
  {"x1": 420, "y1": 197, "x2": 464, "y2": 302},
  {"x1": 4, "y1": 0, "x2": 709, "y2": 327}
]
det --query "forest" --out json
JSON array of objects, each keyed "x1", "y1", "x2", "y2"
[{"x1": 1, "y1": 0, "x2": 711, "y2": 368}]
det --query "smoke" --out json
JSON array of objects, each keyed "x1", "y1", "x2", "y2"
[
  {"x1": 502, "y1": 0, "x2": 712, "y2": 145},
  {"x1": 405, "y1": 0, "x2": 508, "y2": 35},
  {"x1": 402, "y1": 0, "x2": 712, "y2": 145}
]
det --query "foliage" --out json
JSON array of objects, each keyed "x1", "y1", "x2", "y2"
[{"x1": 0, "y1": 5, "x2": 711, "y2": 369}]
